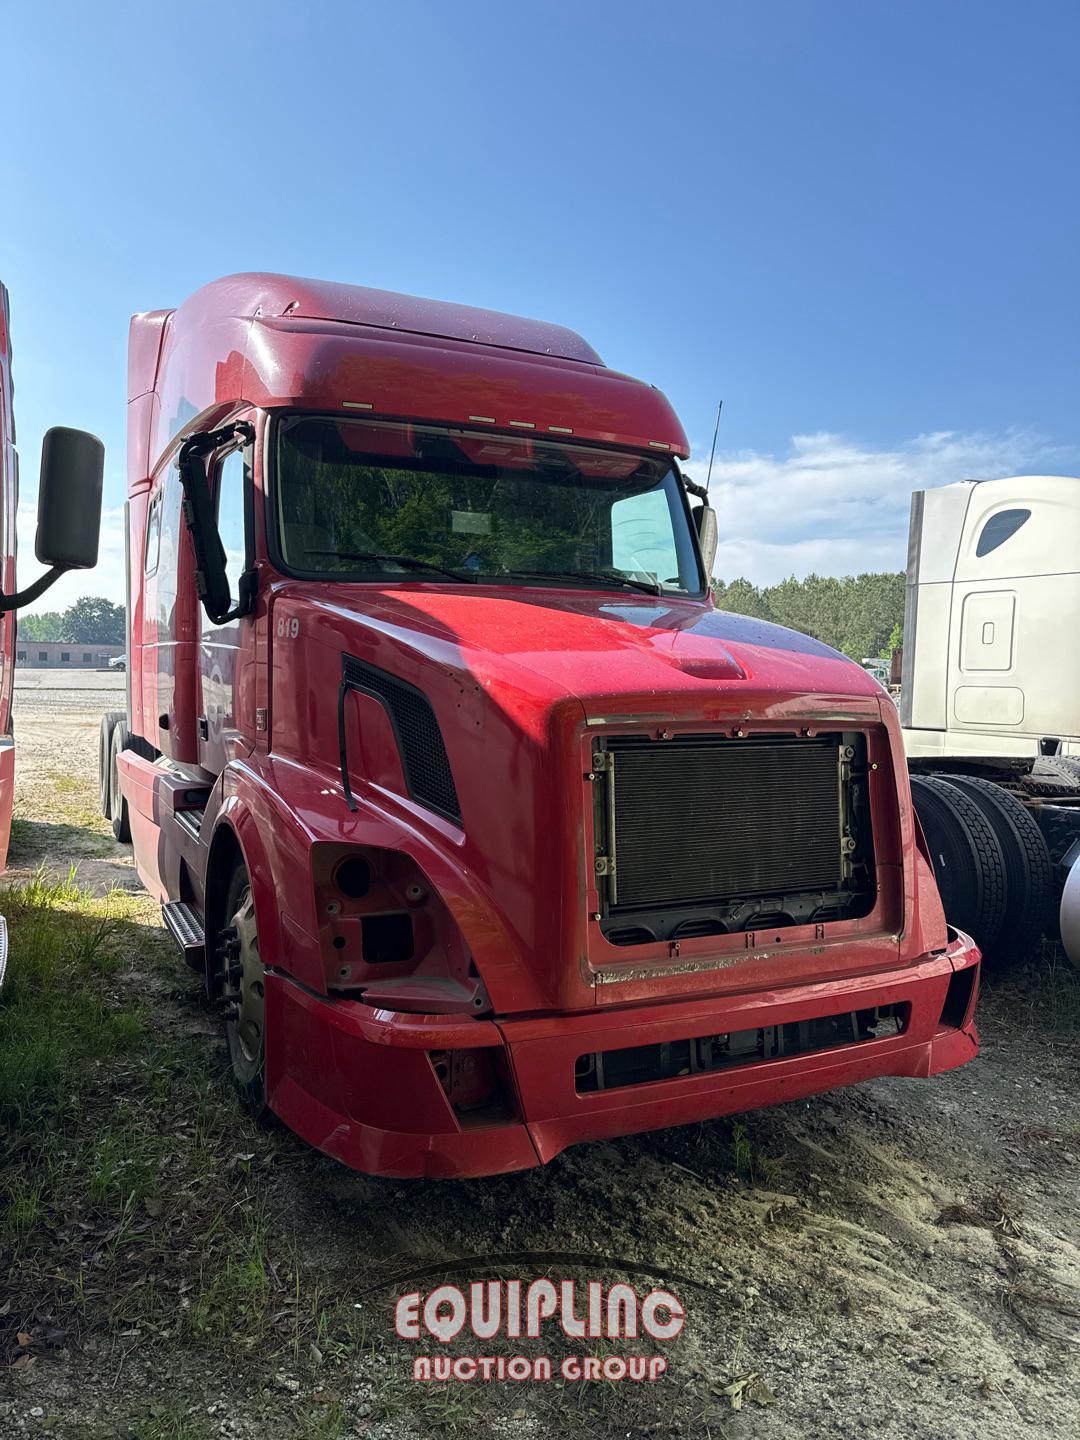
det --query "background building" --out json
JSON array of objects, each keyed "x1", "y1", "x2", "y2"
[{"x1": 16, "y1": 640, "x2": 123, "y2": 668}]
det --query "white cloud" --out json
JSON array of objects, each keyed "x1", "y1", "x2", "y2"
[
  {"x1": 15, "y1": 501, "x2": 127, "y2": 615},
  {"x1": 684, "y1": 428, "x2": 1072, "y2": 584}
]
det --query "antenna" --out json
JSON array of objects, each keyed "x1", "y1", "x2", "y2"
[{"x1": 704, "y1": 399, "x2": 723, "y2": 492}]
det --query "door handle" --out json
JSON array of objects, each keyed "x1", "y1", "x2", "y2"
[{"x1": 198, "y1": 715, "x2": 208, "y2": 741}]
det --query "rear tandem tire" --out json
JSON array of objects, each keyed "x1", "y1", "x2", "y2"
[
  {"x1": 909, "y1": 774, "x2": 1007, "y2": 959},
  {"x1": 109, "y1": 721, "x2": 131, "y2": 843},
  {"x1": 99, "y1": 711, "x2": 124, "y2": 817},
  {"x1": 1031, "y1": 756, "x2": 1080, "y2": 790},
  {"x1": 942, "y1": 774, "x2": 1052, "y2": 969}
]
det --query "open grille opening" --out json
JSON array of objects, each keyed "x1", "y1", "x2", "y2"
[
  {"x1": 592, "y1": 732, "x2": 876, "y2": 943},
  {"x1": 575, "y1": 1005, "x2": 909, "y2": 1092}
]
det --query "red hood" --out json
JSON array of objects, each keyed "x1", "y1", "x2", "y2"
[
  {"x1": 269, "y1": 580, "x2": 898, "y2": 1015},
  {"x1": 299, "y1": 582, "x2": 880, "y2": 711}
]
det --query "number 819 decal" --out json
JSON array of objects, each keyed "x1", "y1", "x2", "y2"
[{"x1": 276, "y1": 616, "x2": 300, "y2": 639}]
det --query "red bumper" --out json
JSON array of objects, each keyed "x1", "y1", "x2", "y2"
[{"x1": 265, "y1": 930, "x2": 980, "y2": 1179}]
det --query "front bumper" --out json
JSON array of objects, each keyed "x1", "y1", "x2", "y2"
[{"x1": 265, "y1": 929, "x2": 980, "y2": 1179}]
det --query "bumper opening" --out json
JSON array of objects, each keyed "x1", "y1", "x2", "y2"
[
  {"x1": 939, "y1": 964, "x2": 977, "y2": 1030},
  {"x1": 430, "y1": 1046, "x2": 519, "y2": 1129},
  {"x1": 574, "y1": 1003, "x2": 910, "y2": 1094}
]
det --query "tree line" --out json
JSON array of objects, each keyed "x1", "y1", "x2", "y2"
[
  {"x1": 18, "y1": 597, "x2": 125, "y2": 646},
  {"x1": 711, "y1": 573, "x2": 904, "y2": 661},
  {"x1": 14, "y1": 580, "x2": 904, "y2": 659}
]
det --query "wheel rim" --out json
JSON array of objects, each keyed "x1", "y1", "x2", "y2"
[{"x1": 228, "y1": 888, "x2": 264, "y2": 1064}]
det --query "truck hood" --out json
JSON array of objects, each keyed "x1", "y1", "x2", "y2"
[
  {"x1": 272, "y1": 581, "x2": 893, "y2": 1016},
  {"x1": 302, "y1": 583, "x2": 880, "y2": 710}
]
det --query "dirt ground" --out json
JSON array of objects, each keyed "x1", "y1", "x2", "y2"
[
  {"x1": 2, "y1": 673, "x2": 1079, "y2": 1440},
  {"x1": 6, "y1": 670, "x2": 140, "y2": 894}
]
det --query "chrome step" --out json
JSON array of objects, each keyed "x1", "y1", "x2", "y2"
[
  {"x1": 162, "y1": 900, "x2": 206, "y2": 969},
  {"x1": 175, "y1": 810, "x2": 203, "y2": 841}
]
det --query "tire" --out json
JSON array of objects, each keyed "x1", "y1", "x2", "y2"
[
  {"x1": 99, "y1": 711, "x2": 124, "y2": 817},
  {"x1": 1031, "y1": 756, "x2": 1080, "y2": 789},
  {"x1": 109, "y1": 721, "x2": 131, "y2": 843},
  {"x1": 942, "y1": 775, "x2": 1052, "y2": 968},
  {"x1": 909, "y1": 775, "x2": 1007, "y2": 956},
  {"x1": 218, "y1": 860, "x2": 268, "y2": 1118}
]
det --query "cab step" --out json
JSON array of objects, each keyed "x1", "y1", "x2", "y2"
[{"x1": 162, "y1": 900, "x2": 206, "y2": 971}]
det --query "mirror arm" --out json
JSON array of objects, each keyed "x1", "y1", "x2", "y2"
[
  {"x1": 178, "y1": 422, "x2": 255, "y2": 626},
  {"x1": 0, "y1": 564, "x2": 70, "y2": 614},
  {"x1": 675, "y1": 461, "x2": 709, "y2": 501}
]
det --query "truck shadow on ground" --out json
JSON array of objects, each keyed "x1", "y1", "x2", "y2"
[{"x1": 6, "y1": 816, "x2": 139, "y2": 891}]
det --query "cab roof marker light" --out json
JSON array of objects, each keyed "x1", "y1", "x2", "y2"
[
  {"x1": 468, "y1": 415, "x2": 496, "y2": 424},
  {"x1": 548, "y1": 425, "x2": 573, "y2": 434},
  {"x1": 508, "y1": 420, "x2": 536, "y2": 429},
  {"x1": 342, "y1": 401, "x2": 373, "y2": 410},
  {"x1": 649, "y1": 440, "x2": 670, "y2": 449}
]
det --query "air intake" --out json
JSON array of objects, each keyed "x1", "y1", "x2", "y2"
[
  {"x1": 340, "y1": 655, "x2": 461, "y2": 821},
  {"x1": 592, "y1": 732, "x2": 876, "y2": 943}
]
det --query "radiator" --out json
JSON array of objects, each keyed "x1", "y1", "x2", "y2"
[{"x1": 592, "y1": 733, "x2": 869, "y2": 942}]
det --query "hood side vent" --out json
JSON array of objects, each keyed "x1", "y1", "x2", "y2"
[{"x1": 340, "y1": 654, "x2": 461, "y2": 822}]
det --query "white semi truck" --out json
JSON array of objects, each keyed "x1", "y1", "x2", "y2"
[{"x1": 900, "y1": 474, "x2": 1080, "y2": 965}]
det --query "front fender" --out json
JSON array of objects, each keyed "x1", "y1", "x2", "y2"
[{"x1": 204, "y1": 753, "x2": 551, "y2": 1011}]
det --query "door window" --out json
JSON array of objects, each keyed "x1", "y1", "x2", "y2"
[
  {"x1": 213, "y1": 449, "x2": 248, "y2": 612},
  {"x1": 144, "y1": 492, "x2": 162, "y2": 575}
]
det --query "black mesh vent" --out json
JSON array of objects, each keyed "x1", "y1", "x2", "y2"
[
  {"x1": 342, "y1": 655, "x2": 461, "y2": 821},
  {"x1": 609, "y1": 735, "x2": 842, "y2": 908}
]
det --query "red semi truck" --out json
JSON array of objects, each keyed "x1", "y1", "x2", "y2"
[
  {"x1": 0, "y1": 280, "x2": 103, "y2": 976},
  {"x1": 101, "y1": 272, "x2": 980, "y2": 1178}
]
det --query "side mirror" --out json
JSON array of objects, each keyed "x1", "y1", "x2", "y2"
[
  {"x1": 36, "y1": 426, "x2": 104, "y2": 569},
  {"x1": 695, "y1": 503, "x2": 718, "y2": 578},
  {"x1": 178, "y1": 421, "x2": 256, "y2": 626},
  {"x1": 0, "y1": 425, "x2": 105, "y2": 614}
]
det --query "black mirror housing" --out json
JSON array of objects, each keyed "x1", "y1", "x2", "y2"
[
  {"x1": 36, "y1": 426, "x2": 104, "y2": 569},
  {"x1": 178, "y1": 421, "x2": 256, "y2": 626}
]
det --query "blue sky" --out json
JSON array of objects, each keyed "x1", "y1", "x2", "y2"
[{"x1": 3, "y1": 0, "x2": 1079, "y2": 607}]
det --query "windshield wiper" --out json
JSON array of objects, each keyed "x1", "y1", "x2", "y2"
[
  {"x1": 304, "y1": 551, "x2": 478, "y2": 584},
  {"x1": 500, "y1": 567, "x2": 663, "y2": 596}
]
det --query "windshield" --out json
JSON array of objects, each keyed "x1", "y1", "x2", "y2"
[{"x1": 273, "y1": 417, "x2": 703, "y2": 594}]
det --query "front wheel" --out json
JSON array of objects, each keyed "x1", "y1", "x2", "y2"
[
  {"x1": 108, "y1": 722, "x2": 131, "y2": 843},
  {"x1": 217, "y1": 861, "x2": 268, "y2": 1118}
]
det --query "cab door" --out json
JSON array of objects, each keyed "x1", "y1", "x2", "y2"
[{"x1": 198, "y1": 431, "x2": 256, "y2": 775}]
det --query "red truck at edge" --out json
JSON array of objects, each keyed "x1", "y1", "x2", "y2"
[
  {"x1": 102, "y1": 272, "x2": 980, "y2": 1178},
  {"x1": 0, "y1": 280, "x2": 103, "y2": 977},
  {"x1": 0, "y1": 284, "x2": 19, "y2": 881}
]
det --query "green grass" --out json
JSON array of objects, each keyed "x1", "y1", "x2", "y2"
[
  {"x1": 0, "y1": 868, "x2": 298, "y2": 1361},
  {"x1": 368, "y1": 1364, "x2": 480, "y2": 1433},
  {"x1": 996, "y1": 941, "x2": 1080, "y2": 1036},
  {"x1": 1031, "y1": 948, "x2": 1080, "y2": 1032},
  {"x1": 0, "y1": 870, "x2": 143, "y2": 1129}
]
